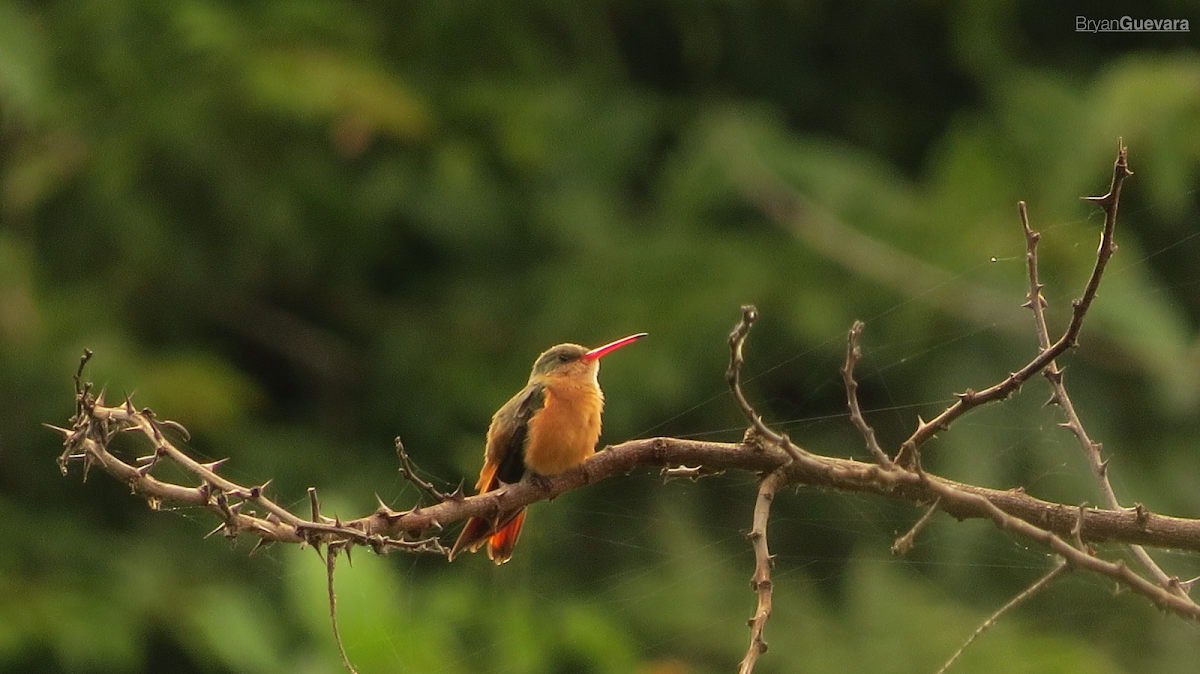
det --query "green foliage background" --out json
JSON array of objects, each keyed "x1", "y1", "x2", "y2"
[{"x1": 3, "y1": 1, "x2": 1200, "y2": 672}]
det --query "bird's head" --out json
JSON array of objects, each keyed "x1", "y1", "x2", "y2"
[{"x1": 529, "y1": 333, "x2": 646, "y2": 382}]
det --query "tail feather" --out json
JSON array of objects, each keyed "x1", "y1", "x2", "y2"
[
  {"x1": 449, "y1": 508, "x2": 528, "y2": 564},
  {"x1": 486, "y1": 509, "x2": 526, "y2": 564},
  {"x1": 449, "y1": 516, "x2": 494, "y2": 561}
]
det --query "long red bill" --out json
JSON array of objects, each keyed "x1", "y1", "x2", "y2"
[{"x1": 582, "y1": 333, "x2": 647, "y2": 361}]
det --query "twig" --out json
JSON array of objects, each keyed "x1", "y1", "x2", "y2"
[
  {"x1": 1020, "y1": 184, "x2": 1195, "y2": 605},
  {"x1": 326, "y1": 544, "x2": 359, "y2": 674},
  {"x1": 738, "y1": 468, "x2": 788, "y2": 674},
  {"x1": 841, "y1": 320, "x2": 894, "y2": 468},
  {"x1": 894, "y1": 142, "x2": 1133, "y2": 468},
  {"x1": 892, "y1": 497, "x2": 940, "y2": 557},
  {"x1": 726, "y1": 304, "x2": 808, "y2": 465},
  {"x1": 395, "y1": 436, "x2": 448, "y2": 503},
  {"x1": 935, "y1": 559, "x2": 1070, "y2": 674}
]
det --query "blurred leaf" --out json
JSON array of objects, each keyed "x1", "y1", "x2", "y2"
[
  {"x1": 248, "y1": 48, "x2": 432, "y2": 145},
  {"x1": 137, "y1": 351, "x2": 263, "y2": 431},
  {"x1": 178, "y1": 585, "x2": 287, "y2": 674}
]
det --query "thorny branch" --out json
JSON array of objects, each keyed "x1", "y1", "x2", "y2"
[
  {"x1": 1020, "y1": 183, "x2": 1198, "y2": 605},
  {"x1": 51, "y1": 390, "x2": 1200, "y2": 557},
  {"x1": 892, "y1": 143, "x2": 1132, "y2": 468},
  {"x1": 726, "y1": 304, "x2": 809, "y2": 465},
  {"x1": 395, "y1": 436, "x2": 451, "y2": 504},
  {"x1": 841, "y1": 320, "x2": 893, "y2": 469},
  {"x1": 49, "y1": 144, "x2": 1200, "y2": 672},
  {"x1": 738, "y1": 469, "x2": 787, "y2": 674}
]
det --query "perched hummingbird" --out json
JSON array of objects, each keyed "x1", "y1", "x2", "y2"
[{"x1": 449, "y1": 333, "x2": 647, "y2": 563}]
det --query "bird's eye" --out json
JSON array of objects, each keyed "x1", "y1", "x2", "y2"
[{"x1": 557, "y1": 353, "x2": 571, "y2": 363}]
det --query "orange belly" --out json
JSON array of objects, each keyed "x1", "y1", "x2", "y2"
[{"x1": 524, "y1": 378, "x2": 603, "y2": 475}]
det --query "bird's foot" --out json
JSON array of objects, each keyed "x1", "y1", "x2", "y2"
[{"x1": 529, "y1": 472, "x2": 553, "y2": 494}]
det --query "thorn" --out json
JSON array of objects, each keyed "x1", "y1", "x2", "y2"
[
  {"x1": 1180, "y1": 577, "x2": 1198, "y2": 595},
  {"x1": 308, "y1": 487, "x2": 321, "y2": 521},
  {"x1": 204, "y1": 523, "x2": 228, "y2": 539},
  {"x1": 160, "y1": 419, "x2": 191, "y2": 441},
  {"x1": 1134, "y1": 503, "x2": 1149, "y2": 526},
  {"x1": 249, "y1": 538, "x2": 272, "y2": 556},
  {"x1": 201, "y1": 458, "x2": 229, "y2": 472},
  {"x1": 43, "y1": 424, "x2": 72, "y2": 439},
  {"x1": 248, "y1": 480, "x2": 272, "y2": 499}
]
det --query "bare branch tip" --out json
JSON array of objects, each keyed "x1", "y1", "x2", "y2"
[{"x1": 741, "y1": 304, "x2": 759, "y2": 323}]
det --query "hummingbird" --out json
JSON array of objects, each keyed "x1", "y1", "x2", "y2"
[{"x1": 449, "y1": 333, "x2": 647, "y2": 564}]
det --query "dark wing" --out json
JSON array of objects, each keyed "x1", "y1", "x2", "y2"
[
  {"x1": 451, "y1": 384, "x2": 545, "y2": 562},
  {"x1": 484, "y1": 382, "x2": 546, "y2": 489}
]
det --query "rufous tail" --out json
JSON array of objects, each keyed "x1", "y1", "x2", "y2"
[
  {"x1": 449, "y1": 516, "x2": 492, "y2": 561},
  {"x1": 448, "y1": 509, "x2": 527, "y2": 564},
  {"x1": 485, "y1": 509, "x2": 526, "y2": 564}
]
